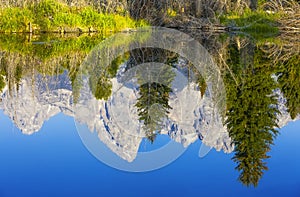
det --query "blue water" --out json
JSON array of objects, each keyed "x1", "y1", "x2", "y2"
[{"x1": 0, "y1": 111, "x2": 299, "y2": 197}]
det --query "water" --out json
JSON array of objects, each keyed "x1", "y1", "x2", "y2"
[{"x1": 0, "y1": 28, "x2": 299, "y2": 196}]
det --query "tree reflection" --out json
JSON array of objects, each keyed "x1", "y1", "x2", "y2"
[
  {"x1": 277, "y1": 56, "x2": 300, "y2": 119},
  {"x1": 136, "y1": 76, "x2": 174, "y2": 143},
  {"x1": 259, "y1": 31, "x2": 300, "y2": 120},
  {"x1": 89, "y1": 53, "x2": 129, "y2": 100},
  {"x1": 225, "y1": 38, "x2": 280, "y2": 186},
  {"x1": 128, "y1": 48, "x2": 177, "y2": 143}
]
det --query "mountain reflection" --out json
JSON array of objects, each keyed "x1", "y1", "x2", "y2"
[{"x1": 0, "y1": 32, "x2": 299, "y2": 187}]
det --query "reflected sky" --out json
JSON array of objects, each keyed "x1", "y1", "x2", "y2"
[{"x1": 0, "y1": 111, "x2": 299, "y2": 196}]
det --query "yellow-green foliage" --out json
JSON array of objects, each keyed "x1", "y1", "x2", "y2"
[
  {"x1": 0, "y1": 33, "x2": 106, "y2": 59},
  {"x1": 0, "y1": 8, "x2": 34, "y2": 32},
  {"x1": 0, "y1": 0, "x2": 147, "y2": 33},
  {"x1": 167, "y1": 8, "x2": 177, "y2": 17},
  {"x1": 53, "y1": 13, "x2": 83, "y2": 27},
  {"x1": 220, "y1": 9, "x2": 280, "y2": 39},
  {"x1": 221, "y1": 9, "x2": 280, "y2": 26}
]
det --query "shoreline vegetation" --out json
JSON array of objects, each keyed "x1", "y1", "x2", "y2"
[
  {"x1": 0, "y1": 0, "x2": 298, "y2": 35},
  {"x1": 0, "y1": 0, "x2": 147, "y2": 33}
]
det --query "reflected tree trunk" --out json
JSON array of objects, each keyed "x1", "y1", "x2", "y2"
[
  {"x1": 250, "y1": 0, "x2": 257, "y2": 10},
  {"x1": 195, "y1": 0, "x2": 202, "y2": 17}
]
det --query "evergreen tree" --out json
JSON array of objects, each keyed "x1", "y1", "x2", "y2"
[
  {"x1": 277, "y1": 55, "x2": 300, "y2": 119},
  {"x1": 136, "y1": 81, "x2": 173, "y2": 143},
  {"x1": 129, "y1": 48, "x2": 177, "y2": 143},
  {"x1": 0, "y1": 75, "x2": 5, "y2": 92},
  {"x1": 89, "y1": 53, "x2": 129, "y2": 100},
  {"x1": 225, "y1": 39, "x2": 279, "y2": 187}
]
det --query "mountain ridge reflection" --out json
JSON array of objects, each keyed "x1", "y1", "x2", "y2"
[{"x1": 74, "y1": 60, "x2": 234, "y2": 162}]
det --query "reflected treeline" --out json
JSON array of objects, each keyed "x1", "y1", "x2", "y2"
[
  {"x1": 0, "y1": 31, "x2": 299, "y2": 187},
  {"x1": 89, "y1": 53, "x2": 129, "y2": 100},
  {"x1": 277, "y1": 55, "x2": 300, "y2": 119},
  {"x1": 205, "y1": 32, "x2": 299, "y2": 186},
  {"x1": 260, "y1": 32, "x2": 300, "y2": 120},
  {"x1": 0, "y1": 33, "x2": 107, "y2": 98}
]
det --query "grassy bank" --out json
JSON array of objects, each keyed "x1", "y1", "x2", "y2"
[
  {"x1": 0, "y1": 0, "x2": 147, "y2": 33},
  {"x1": 220, "y1": 9, "x2": 281, "y2": 39}
]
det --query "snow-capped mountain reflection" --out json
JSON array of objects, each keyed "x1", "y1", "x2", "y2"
[{"x1": 0, "y1": 69, "x2": 298, "y2": 162}]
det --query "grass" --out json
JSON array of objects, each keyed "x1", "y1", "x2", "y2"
[
  {"x1": 0, "y1": 0, "x2": 147, "y2": 33},
  {"x1": 0, "y1": 8, "x2": 34, "y2": 32},
  {"x1": 220, "y1": 9, "x2": 281, "y2": 39}
]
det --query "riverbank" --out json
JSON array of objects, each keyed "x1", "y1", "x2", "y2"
[
  {"x1": 0, "y1": 0, "x2": 147, "y2": 33},
  {"x1": 0, "y1": 0, "x2": 298, "y2": 36}
]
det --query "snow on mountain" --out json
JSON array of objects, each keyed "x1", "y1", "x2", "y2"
[
  {"x1": 74, "y1": 77, "x2": 143, "y2": 162},
  {"x1": 0, "y1": 72, "x2": 73, "y2": 135},
  {"x1": 274, "y1": 88, "x2": 300, "y2": 128}
]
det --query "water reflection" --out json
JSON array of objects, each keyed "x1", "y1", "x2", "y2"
[
  {"x1": 0, "y1": 31, "x2": 299, "y2": 187},
  {"x1": 74, "y1": 50, "x2": 232, "y2": 163}
]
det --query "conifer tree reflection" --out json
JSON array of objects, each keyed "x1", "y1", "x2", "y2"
[
  {"x1": 89, "y1": 53, "x2": 129, "y2": 100},
  {"x1": 128, "y1": 48, "x2": 177, "y2": 143},
  {"x1": 0, "y1": 53, "x2": 6, "y2": 92},
  {"x1": 225, "y1": 39, "x2": 279, "y2": 187},
  {"x1": 277, "y1": 55, "x2": 300, "y2": 119},
  {"x1": 135, "y1": 68, "x2": 174, "y2": 143}
]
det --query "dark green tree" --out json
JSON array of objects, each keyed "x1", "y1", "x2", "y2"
[
  {"x1": 277, "y1": 55, "x2": 300, "y2": 119},
  {"x1": 136, "y1": 81, "x2": 173, "y2": 143},
  {"x1": 0, "y1": 75, "x2": 5, "y2": 92},
  {"x1": 225, "y1": 39, "x2": 279, "y2": 187},
  {"x1": 129, "y1": 48, "x2": 177, "y2": 143},
  {"x1": 89, "y1": 53, "x2": 129, "y2": 100}
]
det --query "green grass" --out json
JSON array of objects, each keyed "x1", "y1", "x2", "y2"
[
  {"x1": 0, "y1": 0, "x2": 147, "y2": 33},
  {"x1": 0, "y1": 8, "x2": 34, "y2": 32},
  {"x1": 220, "y1": 9, "x2": 281, "y2": 39}
]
